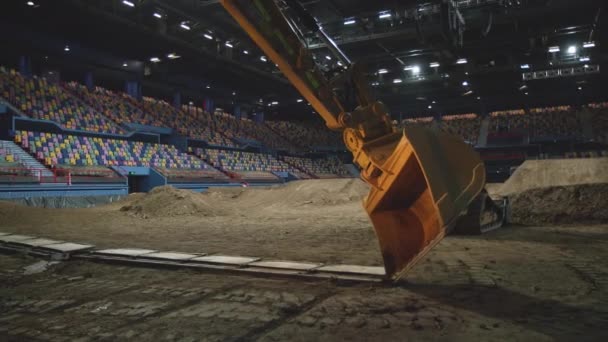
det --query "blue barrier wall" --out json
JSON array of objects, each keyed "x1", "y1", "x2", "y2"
[
  {"x1": 139, "y1": 167, "x2": 167, "y2": 192},
  {"x1": 0, "y1": 183, "x2": 128, "y2": 199}
]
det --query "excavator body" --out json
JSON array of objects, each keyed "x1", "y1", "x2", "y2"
[{"x1": 221, "y1": 0, "x2": 495, "y2": 280}]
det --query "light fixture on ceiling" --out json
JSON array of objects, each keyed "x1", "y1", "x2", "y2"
[
  {"x1": 180, "y1": 22, "x2": 191, "y2": 30},
  {"x1": 520, "y1": 64, "x2": 530, "y2": 69},
  {"x1": 167, "y1": 53, "x2": 181, "y2": 59},
  {"x1": 27, "y1": 1, "x2": 35, "y2": 6},
  {"x1": 64, "y1": 45, "x2": 70, "y2": 52},
  {"x1": 206, "y1": 85, "x2": 211, "y2": 89},
  {"x1": 567, "y1": 45, "x2": 577, "y2": 54},
  {"x1": 297, "y1": 99, "x2": 304, "y2": 103},
  {"x1": 462, "y1": 81, "x2": 469, "y2": 86},
  {"x1": 203, "y1": 34, "x2": 213, "y2": 40},
  {"x1": 404, "y1": 65, "x2": 420, "y2": 74},
  {"x1": 225, "y1": 42, "x2": 233, "y2": 48},
  {"x1": 579, "y1": 56, "x2": 590, "y2": 62},
  {"x1": 456, "y1": 58, "x2": 468, "y2": 64},
  {"x1": 325, "y1": 55, "x2": 332, "y2": 60},
  {"x1": 377, "y1": 68, "x2": 388, "y2": 74},
  {"x1": 150, "y1": 57, "x2": 161, "y2": 63},
  {"x1": 378, "y1": 11, "x2": 391, "y2": 19},
  {"x1": 122, "y1": 0, "x2": 135, "y2": 8},
  {"x1": 243, "y1": 50, "x2": 249, "y2": 55},
  {"x1": 260, "y1": 56, "x2": 267, "y2": 62},
  {"x1": 122, "y1": 62, "x2": 128, "y2": 67},
  {"x1": 583, "y1": 41, "x2": 595, "y2": 48},
  {"x1": 429, "y1": 62, "x2": 440, "y2": 68},
  {"x1": 344, "y1": 18, "x2": 356, "y2": 25},
  {"x1": 153, "y1": 12, "x2": 162, "y2": 19},
  {"x1": 427, "y1": 105, "x2": 432, "y2": 109},
  {"x1": 548, "y1": 46, "x2": 560, "y2": 53},
  {"x1": 393, "y1": 79, "x2": 402, "y2": 84}
]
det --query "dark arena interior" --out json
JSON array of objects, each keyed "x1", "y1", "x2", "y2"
[{"x1": 0, "y1": 0, "x2": 607, "y2": 341}]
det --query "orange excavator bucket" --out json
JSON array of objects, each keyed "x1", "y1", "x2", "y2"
[
  {"x1": 362, "y1": 127, "x2": 486, "y2": 280},
  {"x1": 219, "y1": 0, "x2": 488, "y2": 281}
]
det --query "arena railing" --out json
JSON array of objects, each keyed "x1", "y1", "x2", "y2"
[{"x1": 0, "y1": 166, "x2": 126, "y2": 185}]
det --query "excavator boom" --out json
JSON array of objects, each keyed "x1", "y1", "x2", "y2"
[{"x1": 221, "y1": 0, "x2": 488, "y2": 280}]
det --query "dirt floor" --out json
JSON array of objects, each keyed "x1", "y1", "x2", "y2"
[
  {"x1": 1, "y1": 178, "x2": 608, "y2": 340},
  {"x1": 0, "y1": 179, "x2": 379, "y2": 265}
]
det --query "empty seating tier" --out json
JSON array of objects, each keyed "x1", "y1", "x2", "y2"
[
  {"x1": 281, "y1": 155, "x2": 351, "y2": 178},
  {"x1": 16, "y1": 131, "x2": 210, "y2": 171},
  {"x1": 65, "y1": 82, "x2": 160, "y2": 128},
  {"x1": 0, "y1": 69, "x2": 124, "y2": 134},
  {"x1": 529, "y1": 106, "x2": 583, "y2": 140},
  {"x1": 439, "y1": 113, "x2": 481, "y2": 144},
  {"x1": 266, "y1": 120, "x2": 343, "y2": 149},
  {"x1": 191, "y1": 147, "x2": 299, "y2": 181}
]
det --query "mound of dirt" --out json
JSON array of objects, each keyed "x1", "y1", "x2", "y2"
[
  {"x1": 120, "y1": 186, "x2": 227, "y2": 218},
  {"x1": 499, "y1": 158, "x2": 608, "y2": 196},
  {"x1": 509, "y1": 183, "x2": 608, "y2": 225},
  {"x1": 207, "y1": 178, "x2": 369, "y2": 209},
  {"x1": 118, "y1": 179, "x2": 369, "y2": 219}
]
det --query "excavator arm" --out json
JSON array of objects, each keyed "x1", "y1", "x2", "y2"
[{"x1": 221, "y1": 0, "x2": 488, "y2": 280}]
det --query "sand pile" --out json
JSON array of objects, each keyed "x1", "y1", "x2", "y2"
[
  {"x1": 207, "y1": 178, "x2": 369, "y2": 209},
  {"x1": 120, "y1": 186, "x2": 227, "y2": 218},
  {"x1": 118, "y1": 179, "x2": 369, "y2": 219},
  {"x1": 509, "y1": 183, "x2": 608, "y2": 225},
  {"x1": 498, "y1": 158, "x2": 608, "y2": 196}
]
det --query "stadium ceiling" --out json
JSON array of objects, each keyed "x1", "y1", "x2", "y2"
[{"x1": 0, "y1": 0, "x2": 605, "y2": 118}]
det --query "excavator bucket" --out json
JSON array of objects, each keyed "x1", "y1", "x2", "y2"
[
  {"x1": 363, "y1": 127, "x2": 486, "y2": 280},
  {"x1": 219, "y1": 0, "x2": 489, "y2": 281}
]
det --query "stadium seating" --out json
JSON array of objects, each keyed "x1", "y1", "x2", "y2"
[
  {"x1": 179, "y1": 104, "x2": 238, "y2": 147},
  {"x1": 191, "y1": 147, "x2": 297, "y2": 181},
  {"x1": 529, "y1": 106, "x2": 583, "y2": 140},
  {"x1": 65, "y1": 82, "x2": 160, "y2": 128},
  {"x1": 488, "y1": 109, "x2": 528, "y2": 134},
  {"x1": 399, "y1": 116, "x2": 435, "y2": 129},
  {"x1": 266, "y1": 120, "x2": 343, "y2": 149},
  {"x1": 281, "y1": 155, "x2": 351, "y2": 178},
  {"x1": 15, "y1": 130, "x2": 209, "y2": 170},
  {"x1": 0, "y1": 69, "x2": 124, "y2": 134},
  {"x1": 590, "y1": 103, "x2": 608, "y2": 143},
  {"x1": 439, "y1": 113, "x2": 480, "y2": 144},
  {"x1": 0, "y1": 147, "x2": 15, "y2": 164},
  {"x1": 211, "y1": 111, "x2": 298, "y2": 151},
  {"x1": 0, "y1": 144, "x2": 36, "y2": 182}
]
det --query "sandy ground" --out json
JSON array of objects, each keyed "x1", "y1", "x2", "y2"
[
  {"x1": 0, "y1": 180, "x2": 380, "y2": 265},
  {"x1": 1, "y1": 179, "x2": 608, "y2": 340}
]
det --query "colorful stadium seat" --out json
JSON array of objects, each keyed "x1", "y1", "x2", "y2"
[
  {"x1": 0, "y1": 69, "x2": 124, "y2": 134},
  {"x1": 16, "y1": 131, "x2": 212, "y2": 171}
]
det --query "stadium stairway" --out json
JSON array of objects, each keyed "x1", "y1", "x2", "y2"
[{"x1": 0, "y1": 140, "x2": 53, "y2": 176}]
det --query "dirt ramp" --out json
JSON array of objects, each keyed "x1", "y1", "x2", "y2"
[
  {"x1": 120, "y1": 186, "x2": 227, "y2": 218},
  {"x1": 500, "y1": 158, "x2": 608, "y2": 196},
  {"x1": 510, "y1": 183, "x2": 608, "y2": 225}
]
